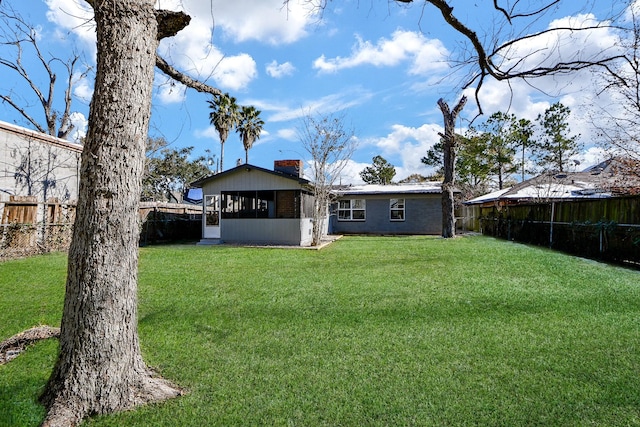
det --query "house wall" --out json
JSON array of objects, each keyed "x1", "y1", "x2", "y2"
[
  {"x1": 199, "y1": 168, "x2": 304, "y2": 195},
  {"x1": 0, "y1": 121, "x2": 81, "y2": 203},
  {"x1": 331, "y1": 194, "x2": 441, "y2": 235},
  {"x1": 222, "y1": 218, "x2": 313, "y2": 246}
]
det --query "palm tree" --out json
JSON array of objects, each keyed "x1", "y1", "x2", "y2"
[
  {"x1": 208, "y1": 93, "x2": 239, "y2": 171},
  {"x1": 237, "y1": 105, "x2": 264, "y2": 164}
]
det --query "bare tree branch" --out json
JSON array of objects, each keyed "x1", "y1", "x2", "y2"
[
  {"x1": 154, "y1": 55, "x2": 222, "y2": 97},
  {"x1": 0, "y1": 5, "x2": 85, "y2": 139},
  {"x1": 297, "y1": 0, "x2": 628, "y2": 115}
]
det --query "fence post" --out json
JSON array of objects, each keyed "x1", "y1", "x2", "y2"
[
  {"x1": 549, "y1": 201, "x2": 555, "y2": 248},
  {"x1": 599, "y1": 225, "x2": 604, "y2": 254}
]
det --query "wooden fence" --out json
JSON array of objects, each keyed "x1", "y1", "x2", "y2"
[
  {"x1": 0, "y1": 199, "x2": 202, "y2": 260},
  {"x1": 468, "y1": 196, "x2": 640, "y2": 268}
]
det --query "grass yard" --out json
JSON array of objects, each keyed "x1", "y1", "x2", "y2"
[{"x1": 1, "y1": 235, "x2": 640, "y2": 426}]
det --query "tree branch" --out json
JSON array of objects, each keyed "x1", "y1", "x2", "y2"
[
  {"x1": 0, "y1": 93, "x2": 46, "y2": 133},
  {"x1": 155, "y1": 10, "x2": 191, "y2": 40},
  {"x1": 155, "y1": 55, "x2": 222, "y2": 97}
]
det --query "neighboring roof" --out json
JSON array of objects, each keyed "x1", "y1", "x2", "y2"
[
  {"x1": 333, "y1": 182, "x2": 444, "y2": 196},
  {"x1": 190, "y1": 163, "x2": 310, "y2": 188},
  {"x1": 465, "y1": 188, "x2": 511, "y2": 204},
  {"x1": 465, "y1": 158, "x2": 640, "y2": 205},
  {"x1": 0, "y1": 120, "x2": 82, "y2": 153}
]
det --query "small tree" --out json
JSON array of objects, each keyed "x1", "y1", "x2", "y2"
[
  {"x1": 360, "y1": 155, "x2": 396, "y2": 184},
  {"x1": 535, "y1": 102, "x2": 581, "y2": 172},
  {"x1": 142, "y1": 139, "x2": 212, "y2": 202},
  {"x1": 298, "y1": 112, "x2": 356, "y2": 246},
  {"x1": 512, "y1": 118, "x2": 535, "y2": 181},
  {"x1": 455, "y1": 132, "x2": 492, "y2": 197},
  {"x1": 475, "y1": 112, "x2": 519, "y2": 189},
  {"x1": 423, "y1": 133, "x2": 491, "y2": 199},
  {"x1": 237, "y1": 105, "x2": 264, "y2": 164}
]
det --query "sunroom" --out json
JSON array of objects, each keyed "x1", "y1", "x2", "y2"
[{"x1": 191, "y1": 160, "x2": 318, "y2": 246}]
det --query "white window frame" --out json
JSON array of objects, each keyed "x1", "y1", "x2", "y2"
[
  {"x1": 390, "y1": 198, "x2": 405, "y2": 221},
  {"x1": 337, "y1": 199, "x2": 366, "y2": 221}
]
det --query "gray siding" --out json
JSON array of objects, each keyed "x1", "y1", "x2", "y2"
[
  {"x1": 200, "y1": 168, "x2": 303, "y2": 195},
  {"x1": 222, "y1": 218, "x2": 313, "y2": 246},
  {"x1": 331, "y1": 194, "x2": 441, "y2": 235}
]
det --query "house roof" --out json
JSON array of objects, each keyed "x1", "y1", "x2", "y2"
[
  {"x1": 465, "y1": 158, "x2": 640, "y2": 205},
  {"x1": 333, "y1": 182, "x2": 444, "y2": 196},
  {"x1": 0, "y1": 120, "x2": 82, "y2": 153},
  {"x1": 190, "y1": 163, "x2": 310, "y2": 188}
]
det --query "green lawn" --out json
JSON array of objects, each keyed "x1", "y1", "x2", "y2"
[{"x1": 1, "y1": 235, "x2": 640, "y2": 426}]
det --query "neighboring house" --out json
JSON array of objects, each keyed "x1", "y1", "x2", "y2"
[
  {"x1": 462, "y1": 158, "x2": 640, "y2": 231},
  {"x1": 466, "y1": 157, "x2": 640, "y2": 208},
  {"x1": 0, "y1": 120, "x2": 81, "y2": 225},
  {"x1": 330, "y1": 182, "x2": 446, "y2": 235},
  {"x1": 191, "y1": 160, "x2": 317, "y2": 246}
]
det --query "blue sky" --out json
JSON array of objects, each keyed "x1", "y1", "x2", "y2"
[{"x1": 0, "y1": 0, "x2": 632, "y2": 184}]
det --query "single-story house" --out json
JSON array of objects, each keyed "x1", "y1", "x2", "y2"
[
  {"x1": 330, "y1": 182, "x2": 446, "y2": 235},
  {"x1": 191, "y1": 160, "x2": 318, "y2": 246}
]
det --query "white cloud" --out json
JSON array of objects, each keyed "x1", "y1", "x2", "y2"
[
  {"x1": 214, "y1": 54, "x2": 258, "y2": 91},
  {"x1": 154, "y1": 75, "x2": 187, "y2": 104},
  {"x1": 154, "y1": 0, "x2": 314, "y2": 45},
  {"x1": 276, "y1": 128, "x2": 297, "y2": 141},
  {"x1": 45, "y1": 0, "x2": 315, "y2": 46},
  {"x1": 265, "y1": 88, "x2": 374, "y2": 123},
  {"x1": 72, "y1": 72, "x2": 93, "y2": 103},
  {"x1": 194, "y1": 126, "x2": 220, "y2": 141},
  {"x1": 364, "y1": 123, "x2": 443, "y2": 179},
  {"x1": 158, "y1": 15, "x2": 258, "y2": 91},
  {"x1": 578, "y1": 146, "x2": 610, "y2": 169},
  {"x1": 313, "y1": 29, "x2": 449, "y2": 74},
  {"x1": 44, "y1": 0, "x2": 96, "y2": 50},
  {"x1": 204, "y1": 0, "x2": 315, "y2": 45},
  {"x1": 266, "y1": 61, "x2": 296, "y2": 78},
  {"x1": 319, "y1": 159, "x2": 369, "y2": 185},
  {"x1": 68, "y1": 111, "x2": 87, "y2": 143},
  {"x1": 461, "y1": 79, "x2": 549, "y2": 122},
  {"x1": 495, "y1": 14, "x2": 621, "y2": 95},
  {"x1": 44, "y1": 0, "x2": 306, "y2": 92}
]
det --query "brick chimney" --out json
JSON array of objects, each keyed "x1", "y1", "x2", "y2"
[{"x1": 274, "y1": 160, "x2": 304, "y2": 178}]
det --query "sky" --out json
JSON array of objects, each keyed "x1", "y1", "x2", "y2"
[{"x1": 0, "y1": 0, "x2": 634, "y2": 185}]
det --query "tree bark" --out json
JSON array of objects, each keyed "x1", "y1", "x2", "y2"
[
  {"x1": 438, "y1": 96, "x2": 466, "y2": 238},
  {"x1": 40, "y1": 1, "x2": 184, "y2": 425}
]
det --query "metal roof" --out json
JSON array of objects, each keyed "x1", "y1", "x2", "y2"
[
  {"x1": 465, "y1": 158, "x2": 640, "y2": 205},
  {"x1": 333, "y1": 182, "x2": 444, "y2": 196}
]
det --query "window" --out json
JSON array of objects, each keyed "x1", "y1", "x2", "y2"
[
  {"x1": 222, "y1": 191, "x2": 274, "y2": 219},
  {"x1": 221, "y1": 190, "x2": 302, "y2": 219},
  {"x1": 390, "y1": 198, "x2": 405, "y2": 221},
  {"x1": 338, "y1": 199, "x2": 366, "y2": 221},
  {"x1": 204, "y1": 195, "x2": 219, "y2": 226}
]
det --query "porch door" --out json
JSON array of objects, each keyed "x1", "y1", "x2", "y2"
[{"x1": 203, "y1": 194, "x2": 220, "y2": 238}]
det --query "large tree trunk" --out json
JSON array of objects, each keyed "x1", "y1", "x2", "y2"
[
  {"x1": 437, "y1": 96, "x2": 466, "y2": 238},
  {"x1": 40, "y1": 1, "x2": 182, "y2": 425}
]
